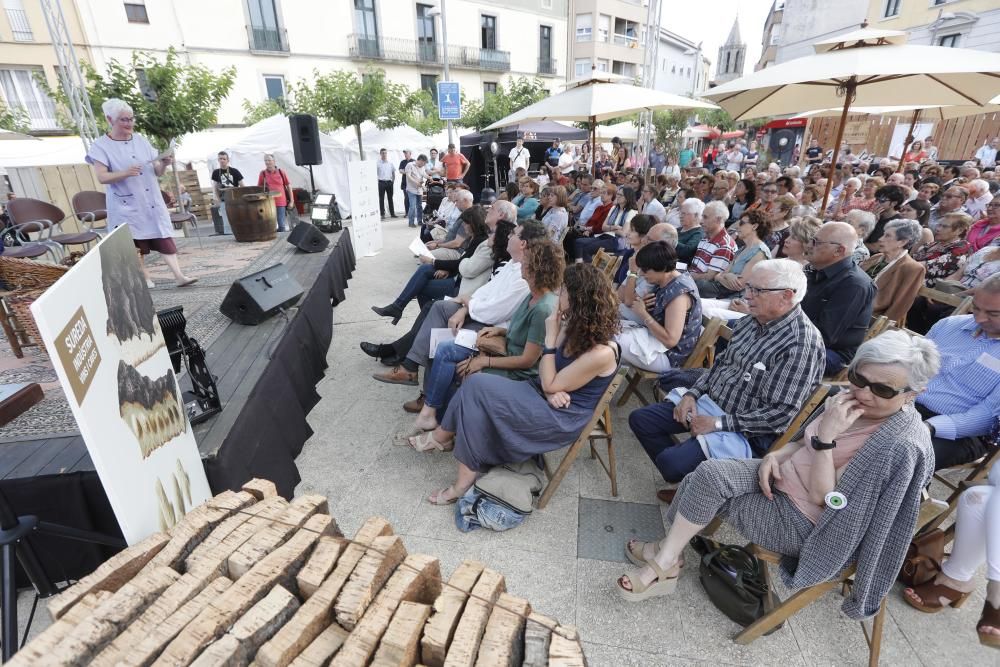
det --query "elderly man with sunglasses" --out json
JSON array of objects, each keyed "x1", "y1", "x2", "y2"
[
  {"x1": 800, "y1": 222, "x2": 876, "y2": 376},
  {"x1": 630, "y1": 259, "x2": 826, "y2": 492},
  {"x1": 916, "y1": 274, "x2": 1000, "y2": 470}
]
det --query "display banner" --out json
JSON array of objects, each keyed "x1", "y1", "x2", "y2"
[
  {"x1": 31, "y1": 226, "x2": 211, "y2": 544},
  {"x1": 348, "y1": 159, "x2": 383, "y2": 256}
]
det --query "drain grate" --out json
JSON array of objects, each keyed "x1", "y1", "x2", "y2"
[{"x1": 577, "y1": 497, "x2": 666, "y2": 563}]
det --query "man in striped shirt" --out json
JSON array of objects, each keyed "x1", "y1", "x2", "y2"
[
  {"x1": 689, "y1": 201, "x2": 737, "y2": 278},
  {"x1": 916, "y1": 274, "x2": 1000, "y2": 469},
  {"x1": 630, "y1": 259, "x2": 826, "y2": 485}
]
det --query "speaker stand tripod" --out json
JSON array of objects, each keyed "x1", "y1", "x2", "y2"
[{"x1": 0, "y1": 494, "x2": 124, "y2": 661}]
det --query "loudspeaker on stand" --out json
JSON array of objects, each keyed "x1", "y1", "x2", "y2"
[{"x1": 289, "y1": 114, "x2": 323, "y2": 166}]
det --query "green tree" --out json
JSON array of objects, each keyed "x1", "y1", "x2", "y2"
[
  {"x1": 408, "y1": 89, "x2": 446, "y2": 136},
  {"x1": 701, "y1": 108, "x2": 735, "y2": 132},
  {"x1": 241, "y1": 97, "x2": 288, "y2": 125},
  {"x1": 459, "y1": 77, "x2": 548, "y2": 131},
  {"x1": 0, "y1": 100, "x2": 30, "y2": 134},
  {"x1": 651, "y1": 109, "x2": 692, "y2": 153},
  {"x1": 294, "y1": 69, "x2": 424, "y2": 158}
]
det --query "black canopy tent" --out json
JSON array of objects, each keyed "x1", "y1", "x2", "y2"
[{"x1": 459, "y1": 121, "x2": 588, "y2": 200}]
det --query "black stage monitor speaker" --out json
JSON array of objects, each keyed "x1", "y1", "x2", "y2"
[
  {"x1": 287, "y1": 222, "x2": 330, "y2": 253},
  {"x1": 220, "y1": 263, "x2": 304, "y2": 325},
  {"x1": 289, "y1": 114, "x2": 322, "y2": 166}
]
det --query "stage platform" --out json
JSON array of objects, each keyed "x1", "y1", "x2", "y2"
[{"x1": 0, "y1": 228, "x2": 355, "y2": 580}]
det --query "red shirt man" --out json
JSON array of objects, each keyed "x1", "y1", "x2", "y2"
[{"x1": 441, "y1": 144, "x2": 470, "y2": 182}]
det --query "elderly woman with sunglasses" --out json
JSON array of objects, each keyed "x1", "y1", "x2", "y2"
[{"x1": 618, "y1": 330, "x2": 939, "y2": 623}]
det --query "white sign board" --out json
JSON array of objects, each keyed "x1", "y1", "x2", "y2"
[
  {"x1": 30, "y1": 226, "x2": 212, "y2": 544},
  {"x1": 347, "y1": 160, "x2": 382, "y2": 257},
  {"x1": 888, "y1": 122, "x2": 934, "y2": 161}
]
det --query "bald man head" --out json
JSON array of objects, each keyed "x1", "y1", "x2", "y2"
[
  {"x1": 646, "y1": 223, "x2": 678, "y2": 248},
  {"x1": 807, "y1": 221, "x2": 856, "y2": 269}
]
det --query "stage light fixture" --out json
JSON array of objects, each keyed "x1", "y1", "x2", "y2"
[
  {"x1": 309, "y1": 193, "x2": 342, "y2": 233},
  {"x1": 156, "y1": 306, "x2": 221, "y2": 425}
]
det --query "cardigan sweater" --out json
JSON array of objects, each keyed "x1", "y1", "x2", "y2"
[
  {"x1": 779, "y1": 404, "x2": 934, "y2": 619},
  {"x1": 870, "y1": 253, "x2": 926, "y2": 325}
]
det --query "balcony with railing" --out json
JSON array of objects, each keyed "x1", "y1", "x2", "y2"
[
  {"x1": 538, "y1": 57, "x2": 558, "y2": 76},
  {"x1": 348, "y1": 34, "x2": 510, "y2": 72},
  {"x1": 6, "y1": 8, "x2": 33, "y2": 41},
  {"x1": 247, "y1": 24, "x2": 288, "y2": 53},
  {"x1": 612, "y1": 32, "x2": 638, "y2": 48}
]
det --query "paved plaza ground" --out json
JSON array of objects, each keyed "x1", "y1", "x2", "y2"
[{"x1": 294, "y1": 220, "x2": 995, "y2": 666}]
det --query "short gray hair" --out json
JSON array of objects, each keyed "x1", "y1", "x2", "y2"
[
  {"x1": 845, "y1": 209, "x2": 877, "y2": 236},
  {"x1": 753, "y1": 258, "x2": 807, "y2": 306},
  {"x1": 845, "y1": 177, "x2": 862, "y2": 189},
  {"x1": 703, "y1": 200, "x2": 729, "y2": 222},
  {"x1": 647, "y1": 223, "x2": 677, "y2": 248},
  {"x1": 969, "y1": 178, "x2": 989, "y2": 196},
  {"x1": 848, "y1": 330, "x2": 940, "y2": 391},
  {"x1": 884, "y1": 218, "x2": 922, "y2": 249},
  {"x1": 492, "y1": 199, "x2": 517, "y2": 223},
  {"x1": 264, "y1": 153, "x2": 275, "y2": 161},
  {"x1": 101, "y1": 98, "x2": 133, "y2": 123},
  {"x1": 681, "y1": 198, "x2": 705, "y2": 217},
  {"x1": 455, "y1": 190, "x2": 474, "y2": 204},
  {"x1": 978, "y1": 273, "x2": 1000, "y2": 295}
]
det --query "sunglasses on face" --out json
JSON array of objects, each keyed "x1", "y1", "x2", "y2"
[{"x1": 848, "y1": 368, "x2": 909, "y2": 399}]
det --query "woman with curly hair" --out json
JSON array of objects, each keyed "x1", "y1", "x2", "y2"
[
  {"x1": 406, "y1": 240, "x2": 564, "y2": 438},
  {"x1": 422, "y1": 262, "x2": 622, "y2": 505}
]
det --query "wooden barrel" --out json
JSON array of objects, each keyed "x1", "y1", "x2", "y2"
[{"x1": 225, "y1": 186, "x2": 277, "y2": 242}]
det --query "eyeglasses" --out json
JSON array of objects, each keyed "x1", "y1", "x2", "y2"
[
  {"x1": 744, "y1": 285, "x2": 793, "y2": 296},
  {"x1": 762, "y1": 189, "x2": 777, "y2": 194},
  {"x1": 810, "y1": 238, "x2": 841, "y2": 248},
  {"x1": 848, "y1": 368, "x2": 910, "y2": 399}
]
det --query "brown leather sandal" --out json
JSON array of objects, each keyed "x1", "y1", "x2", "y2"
[
  {"x1": 978, "y1": 601, "x2": 1000, "y2": 649},
  {"x1": 903, "y1": 581, "x2": 971, "y2": 613}
]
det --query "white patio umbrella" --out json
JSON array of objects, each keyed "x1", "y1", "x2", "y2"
[
  {"x1": 704, "y1": 26, "x2": 1000, "y2": 208},
  {"x1": 483, "y1": 76, "x2": 717, "y2": 174},
  {"x1": 594, "y1": 121, "x2": 639, "y2": 143}
]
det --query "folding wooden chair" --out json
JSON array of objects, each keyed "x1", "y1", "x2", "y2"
[
  {"x1": 917, "y1": 436, "x2": 999, "y2": 538},
  {"x1": 918, "y1": 285, "x2": 974, "y2": 316},
  {"x1": 616, "y1": 316, "x2": 725, "y2": 407},
  {"x1": 767, "y1": 383, "x2": 831, "y2": 453},
  {"x1": 591, "y1": 247, "x2": 621, "y2": 282},
  {"x1": 538, "y1": 366, "x2": 629, "y2": 509}
]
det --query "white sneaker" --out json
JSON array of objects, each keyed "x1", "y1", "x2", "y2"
[{"x1": 146, "y1": 279, "x2": 155, "y2": 289}]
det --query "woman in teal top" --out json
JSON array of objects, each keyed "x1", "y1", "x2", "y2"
[
  {"x1": 511, "y1": 178, "x2": 541, "y2": 221},
  {"x1": 406, "y1": 240, "x2": 565, "y2": 439},
  {"x1": 695, "y1": 209, "x2": 773, "y2": 299}
]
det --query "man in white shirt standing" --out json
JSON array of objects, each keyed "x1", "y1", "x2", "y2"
[
  {"x1": 966, "y1": 178, "x2": 994, "y2": 220},
  {"x1": 376, "y1": 148, "x2": 397, "y2": 218},
  {"x1": 404, "y1": 154, "x2": 428, "y2": 228},
  {"x1": 508, "y1": 138, "x2": 531, "y2": 182},
  {"x1": 558, "y1": 144, "x2": 576, "y2": 177},
  {"x1": 975, "y1": 137, "x2": 998, "y2": 169}
]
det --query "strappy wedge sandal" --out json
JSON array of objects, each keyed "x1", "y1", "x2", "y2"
[
  {"x1": 616, "y1": 560, "x2": 679, "y2": 602},
  {"x1": 625, "y1": 539, "x2": 654, "y2": 567},
  {"x1": 903, "y1": 581, "x2": 972, "y2": 613},
  {"x1": 978, "y1": 601, "x2": 1000, "y2": 649},
  {"x1": 406, "y1": 431, "x2": 454, "y2": 453}
]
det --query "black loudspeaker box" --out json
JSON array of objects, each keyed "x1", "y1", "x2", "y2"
[
  {"x1": 220, "y1": 263, "x2": 304, "y2": 325},
  {"x1": 289, "y1": 114, "x2": 323, "y2": 166},
  {"x1": 287, "y1": 222, "x2": 330, "y2": 253}
]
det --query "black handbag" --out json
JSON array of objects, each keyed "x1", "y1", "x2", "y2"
[{"x1": 690, "y1": 536, "x2": 783, "y2": 633}]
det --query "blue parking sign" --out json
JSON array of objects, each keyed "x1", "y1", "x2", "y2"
[{"x1": 437, "y1": 81, "x2": 461, "y2": 120}]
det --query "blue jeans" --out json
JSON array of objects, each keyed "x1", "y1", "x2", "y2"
[
  {"x1": 574, "y1": 235, "x2": 618, "y2": 262},
  {"x1": 825, "y1": 348, "x2": 847, "y2": 377},
  {"x1": 628, "y1": 400, "x2": 773, "y2": 483},
  {"x1": 424, "y1": 340, "x2": 476, "y2": 410},
  {"x1": 275, "y1": 206, "x2": 287, "y2": 232},
  {"x1": 407, "y1": 191, "x2": 422, "y2": 227},
  {"x1": 394, "y1": 264, "x2": 457, "y2": 312}
]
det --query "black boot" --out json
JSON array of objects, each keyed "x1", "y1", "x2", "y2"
[
  {"x1": 360, "y1": 341, "x2": 394, "y2": 359},
  {"x1": 371, "y1": 303, "x2": 404, "y2": 325}
]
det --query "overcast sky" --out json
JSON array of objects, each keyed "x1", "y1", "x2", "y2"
[{"x1": 663, "y1": 0, "x2": 773, "y2": 79}]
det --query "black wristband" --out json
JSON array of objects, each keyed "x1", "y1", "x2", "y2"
[
  {"x1": 810, "y1": 435, "x2": 837, "y2": 451},
  {"x1": 542, "y1": 347, "x2": 558, "y2": 356}
]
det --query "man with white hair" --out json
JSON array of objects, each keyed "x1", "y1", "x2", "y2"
[
  {"x1": 630, "y1": 259, "x2": 826, "y2": 490},
  {"x1": 917, "y1": 273, "x2": 1000, "y2": 469},
  {"x1": 965, "y1": 178, "x2": 993, "y2": 219},
  {"x1": 675, "y1": 198, "x2": 705, "y2": 263},
  {"x1": 689, "y1": 201, "x2": 736, "y2": 278}
]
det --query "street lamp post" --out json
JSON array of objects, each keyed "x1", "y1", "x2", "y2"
[{"x1": 428, "y1": 2, "x2": 453, "y2": 146}]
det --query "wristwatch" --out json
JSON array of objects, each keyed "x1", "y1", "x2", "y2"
[
  {"x1": 713, "y1": 417, "x2": 723, "y2": 431},
  {"x1": 542, "y1": 347, "x2": 558, "y2": 356},
  {"x1": 810, "y1": 435, "x2": 837, "y2": 451}
]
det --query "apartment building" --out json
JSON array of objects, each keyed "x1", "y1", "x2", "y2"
[
  {"x1": 73, "y1": 0, "x2": 567, "y2": 126},
  {"x1": 0, "y1": 0, "x2": 91, "y2": 132},
  {"x1": 655, "y1": 27, "x2": 711, "y2": 96},
  {"x1": 568, "y1": 0, "x2": 646, "y2": 80},
  {"x1": 868, "y1": 0, "x2": 1000, "y2": 51},
  {"x1": 756, "y1": 0, "x2": 868, "y2": 66}
]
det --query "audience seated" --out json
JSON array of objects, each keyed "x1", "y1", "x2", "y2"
[
  {"x1": 405, "y1": 240, "x2": 564, "y2": 445},
  {"x1": 929, "y1": 186, "x2": 969, "y2": 230},
  {"x1": 689, "y1": 201, "x2": 737, "y2": 280},
  {"x1": 845, "y1": 209, "x2": 876, "y2": 264},
  {"x1": 566, "y1": 182, "x2": 617, "y2": 263},
  {"x1": 613, "y1": 214, "x2": 658, "y2": 285},
  {"x1": 915, "y1": 275, "x2": 1000, "y2": 470},
  {"x1": 618, "y1": 330, "x2": 937, "y2": 619},
  {"x1": 865, "y1": 184, "x2": 908, "y2": 251},
  {"x1": 616, "y1": 242, "x2": 703, "y2": 373},
  {"x1": 862, "y1": 219, "x2": 927, "y2": 325},
  {"x1": 639, "y1": 185, "x2": 667, "y2": 223},
  {"x1": 426, "y1": 189, "x2": 475, "y2": 260},
  {"x1": 911, "y1": 211, "x2": 972, "y2": 285},
  {"x1": 903, "y1": 435, "x2": 1000, "y2": 648},
  {"x1": 765, "y1": 194, "x2": 797, "y2": 255},
  {"x1": 540, "y1": 185, "x2": 570, "y2": 243},
  {"x1": 417, "y1": 263, "x2": 622, "y2": 505},
  {"x1": 695, "y1": 209, "x2": 772, "y2": 299},
  {"x1": 629, "y1": 260, "x2": 825, "y2": 483},
  {"x1": 371, "y1": 206, "x2": 490, "y2": 324},
  {"x1": 511, "y1": 178, "x2": 540, "y2": 221},
  {"x1": 370, "y1": 220, "x2": 548, "y2": 388},
  {"x1": 800, "y1": 222, "x2": 877, "y2": 376},
  {"x1": 674, "y1": 198, "x2": 705, "y2": 264},
  {"x1": 968, "y1": 198, "x2": 1000, "y2": 251},
  {"x1": 782, "y1": 216, "x2": 822, "y2": 266}
]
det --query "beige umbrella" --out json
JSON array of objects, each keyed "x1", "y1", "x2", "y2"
[
  {"x1": 483, "y1": 76, "x2": 716, "y2": 175},
  {"x1": 704, "y1": 26, "x2": 1000, "y2": 208}
]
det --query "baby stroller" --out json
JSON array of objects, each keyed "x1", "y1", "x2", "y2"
[{"x1": 424, "y1": 178, "x2": 446, "y2": 220}]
